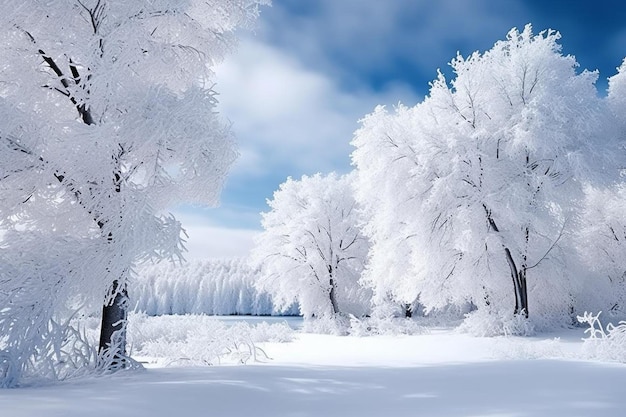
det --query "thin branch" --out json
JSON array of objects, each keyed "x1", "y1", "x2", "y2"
[{"x1": 526, "y1": 219, "x2": 567, "y2": 270}]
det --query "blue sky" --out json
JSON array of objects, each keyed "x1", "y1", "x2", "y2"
[{"x1": 176, "y1": 0, "x2": 626, "y2": 259}]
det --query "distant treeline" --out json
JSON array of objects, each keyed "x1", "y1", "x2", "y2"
[{"x1": 131, "y1": 258, "x2": 299, "y2": 316}]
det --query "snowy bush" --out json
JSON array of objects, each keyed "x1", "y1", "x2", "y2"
[
  {"x1": 131, "y1": 258, "x2": 297, "y2": 316},
  {"x1": 578, "y1": 311, "x2": 626, "y2": 363},
  {"x1": 0, "y1": 315, "x2": 97, "y2": 388},
  {"x1": 126, "y1": 313, "x2": 294, "y2": 366},
  {"x1": 51, "y1": 313, "x2": 294, "y2": 370},
  {"x1": 0, "y1": 232, "x2": 105, "y2": 387},
  {"x1": 458, "y1": 309, "x2": 536, "y2": 337},
  {"x1": 250, "y1": 321, "x2": 296, "y2": 343}
]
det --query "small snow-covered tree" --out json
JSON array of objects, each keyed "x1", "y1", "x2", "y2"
[
  {"x1": 0, "y1": 0, "x2": 267, "y2": 384},
  {"x1": 353, "y1": 25, "x2": 606, "y2": 329},
  {"x1": 252, "y1": 173, "x2": 371, "y2": 321}
]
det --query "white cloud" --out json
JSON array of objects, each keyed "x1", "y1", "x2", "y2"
[
  {"x1": 256, "y1": 0, "x2": 528, "y2": 82},
  {"x1": 211, "y1": 0, "x2": 531, "y2": 182},
  {"x1": 186, "y1": 1, "x2": 529, "y2": 257},
  {"x1": 214, "y1": 38, "x2": 419, "y2": 178},
  {"x1": 180, "y1": 33, "x2": 420, "y2": 258},
  {"x1": 174, "y1": 211, "x2": 259, "y2": 259}
]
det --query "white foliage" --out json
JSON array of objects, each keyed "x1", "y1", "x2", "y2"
[
  {"x1": 352, "y1": 104, "x2": 424, "y2": 308},
  {"x1": 0, "y1": 231, "x2": 103, "y2": 387},
  {"x1": 459, "y1": 309, "x2": 536, "y2": 337},
  {"x1": 608, "y1": 58, "x2": 626, "y2": 120},
  {"x1": 578, "y1": 311, "x2": 626, "y2": 363},
  {"x1": 252, "y1": 172, "x2": 372, "y2": 320},
  {"x1": 0, "y1": 0, "x2": 267, "y2": 386},
  {"x1": 573, "y1": 59, "x2": 626, "y2": 316},
  {"x1": 353, "y1": 25, "x2": 608, "y2": 328},
  {"x1": 127, "y1": 313, "x2": 293, "y2": 366},
  {"x1": 576, "y1": 185, "x2": 626, "y2": 314},
  {"x1": 131, "y1": 258, "x2": 294, "y2": 316}
]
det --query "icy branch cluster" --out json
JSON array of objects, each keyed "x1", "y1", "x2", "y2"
[{"x1": 578, "y1": 311, "x2": 626, "y2": 362}]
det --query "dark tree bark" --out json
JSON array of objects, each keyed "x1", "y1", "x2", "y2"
[
  {"x1": 329, "y1": 276, "x2": 339, "y2": 315},
  {"x1": 504, "y1": 248, "x2": 529, "y2": 318},
  {"x1": 98, "y1": 279, "x2": 128, "y2": 367},
  {"x1": 96, "y1": 171, "x2": 128, "y2": 367},
  {"x1": 484, "y1": 204, "x2": 529, "y2": 318}
]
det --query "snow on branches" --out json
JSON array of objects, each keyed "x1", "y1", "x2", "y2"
[
  {"x1": 252, "y1": 173, "x2": 371, "y2": 324},
  {"x1": 352, "y1": 24, "x2": 614, "y2": 330},
  {"x1": 0, "y1": 0, "x2": 267, "y2": 386},
  {"x1": 578, "y1": 311, "x2": 626, "y2": 363}
]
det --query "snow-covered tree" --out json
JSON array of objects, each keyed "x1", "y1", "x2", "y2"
[
  {"x1": 608, "y1": 59, "x2": 626, "y2": 119},
  {"x1": 577, "y1": 185, "x2": 626, "y2": 314},
  {"x1": 353, "y1": 25, "x2": 606, "y2": 329},
  {"x1": 252, "y1": 173, "x2": 371, "y2": 321},
  {"x1": 0, "y1": 0, "x2": 267, "y2": 384},
  {"x1": 574, "y1": 60, "x2": 626, "y2": 316},
  {"x1": 351, "y1": 104, "x2": 426, "y2": 317}
]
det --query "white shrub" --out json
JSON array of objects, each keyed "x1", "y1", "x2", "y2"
[
  {"x1": 127, "y1": 313, "x2": 294, "y2": 366},
  {"x1": 578, "y1": 311, "x2": 626, "y2": 362}
]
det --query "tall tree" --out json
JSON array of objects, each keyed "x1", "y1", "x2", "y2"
[
  {"x1": 353, "y1": 25, "x2": 606, "y2": 329},
  {"x1": 351, "y1": 104, "x2": 425, "y2": 316},
  {"x1": 0, "y1": 0, "x2": 266, "y2": 383},
  {"x1": 575, "y1": 59, "x2": 626, "y2": 315},
  {"x1": 252, "y1": 173, "x2": 371, "y2": 321}
]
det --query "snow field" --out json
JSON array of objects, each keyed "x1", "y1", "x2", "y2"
[{"x1": 2, "y1": 316, "x2": 626, "y2": 417}]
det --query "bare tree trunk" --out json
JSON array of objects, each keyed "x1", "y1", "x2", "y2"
[
  {"x1": 504, "y1": 247, "x2": 529, "y2": 318},
  {"x1": 97, "y1": 170, "x2": 127, "y2": 368},
  {"x1": 98, "y1": 279, "x2": 128, "y2": 367},
  {"x1": 518, "y1": 267, "x2": 529, "y2": 318},
  {"x1": 484, "y1": 204, "x2": 529, "y2": 318},
  {"x1": 329, "y1": 277, "x2": 339, "y2": 315}
]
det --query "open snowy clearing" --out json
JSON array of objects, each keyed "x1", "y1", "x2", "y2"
[{"x1": 2, "y1": 324, "x2": 626, "y2": 417}]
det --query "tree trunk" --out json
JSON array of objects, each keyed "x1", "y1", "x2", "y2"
[
  {"x1": 34, "y1": 48, "x2": 132, "y2": 368},
  {"x1": 329, "y1": 277, "x2": 339, "y2": 315},
  {"x1": 98, "y1": 279, "x2": 128, "y2": 368},
  {"x1": 504, "y1": 247, "x2": 529, "y2": 318},
  {"x1": 97, "y1": 171, "x2": 127, "y2": 369},
  {"x1": 484, "y1": 204, "x2": 529, "y2": 318},
  {"x1": 518, "y1": 267, "x2": 529, "y2": 318}
]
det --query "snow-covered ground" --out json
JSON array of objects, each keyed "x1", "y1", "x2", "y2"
[{"x1": 2, "y1": 318, "x2": 626, "y2": 417}]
